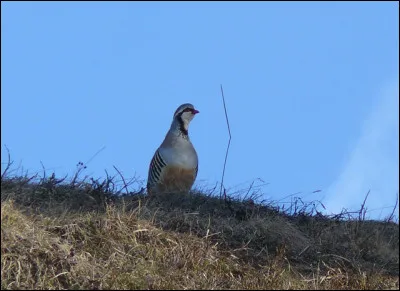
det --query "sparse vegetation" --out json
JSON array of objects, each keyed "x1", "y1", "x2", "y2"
[{"x1": 1, "y1": 158, "x2": 399, "y2": 290}]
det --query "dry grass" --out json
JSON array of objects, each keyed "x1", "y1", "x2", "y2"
[{"x1": 1, "y1": 169, "x2": 399, "y2": 290}]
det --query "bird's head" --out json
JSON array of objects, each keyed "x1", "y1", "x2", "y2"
[{"x1": 172, "y1": 103, "x2": 199, "y2": 135}]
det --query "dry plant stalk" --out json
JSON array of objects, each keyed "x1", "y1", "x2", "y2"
[{"x1": 220, "y1": 84, "x2": 232, "y2": 199}]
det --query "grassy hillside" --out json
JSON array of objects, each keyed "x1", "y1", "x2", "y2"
[{"x1": 1, "y1": 169, "x2": 399, "y2": 290}]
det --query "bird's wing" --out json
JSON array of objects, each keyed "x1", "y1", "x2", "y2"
[{"x1": 147, "y1": 149, "x2": 168, "y2": 190}]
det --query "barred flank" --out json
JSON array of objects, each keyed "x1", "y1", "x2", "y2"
[{"x1": 148, "y1": 150, "x2": 167, "y2": 187}]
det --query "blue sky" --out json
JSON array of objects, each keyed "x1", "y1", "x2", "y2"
[{"x1": 2, "y1": 2, "x2": 399, "y2": 220}]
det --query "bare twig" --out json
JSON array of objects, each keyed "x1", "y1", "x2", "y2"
[
  {"x1": 386, "y1": 193, "x2": 399, "y2": 223},
  {"x1": 277, "y1": 191, "x2": 303, "y2": 203},
  {"x1": 69, "y1": 147, "x2": 105, "y2": 186},
  {"x1": 70, "y1": 162, "x2": 83, "y2": 186},
  {"x1": 359, "y1": 189, "x2": 370, "y2": 221},
  {"x1": 113, "y1": 165, "x2": 130, "y2": 195},
  {"x1": 220, "y1": 84, "x2": 232, "y2": 199},
  {"x1": 1, "y1": 145, "x2": 14, "y2": 180},
  {"x1": 40, "y1": 161, "x2": 47, "y2": 180},
  {"x1": 244, "y1": 180, "x2": 255, "y2": 200},
  {"x1": 85, "y1": 146, "x2": 106, "y2": 165}
]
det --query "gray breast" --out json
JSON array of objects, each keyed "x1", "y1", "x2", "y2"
[{"x1": 159, "y1": 140, "x2": 198, "y2": 169}]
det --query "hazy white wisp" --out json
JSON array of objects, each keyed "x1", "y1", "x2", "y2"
[{"x1": 325, "y1": 79, "x2": 399, "y2": 220}]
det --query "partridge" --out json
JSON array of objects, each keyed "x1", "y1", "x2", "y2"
[{"x1": 147, "y1": 103, "x2": 199, "y2": 195}]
